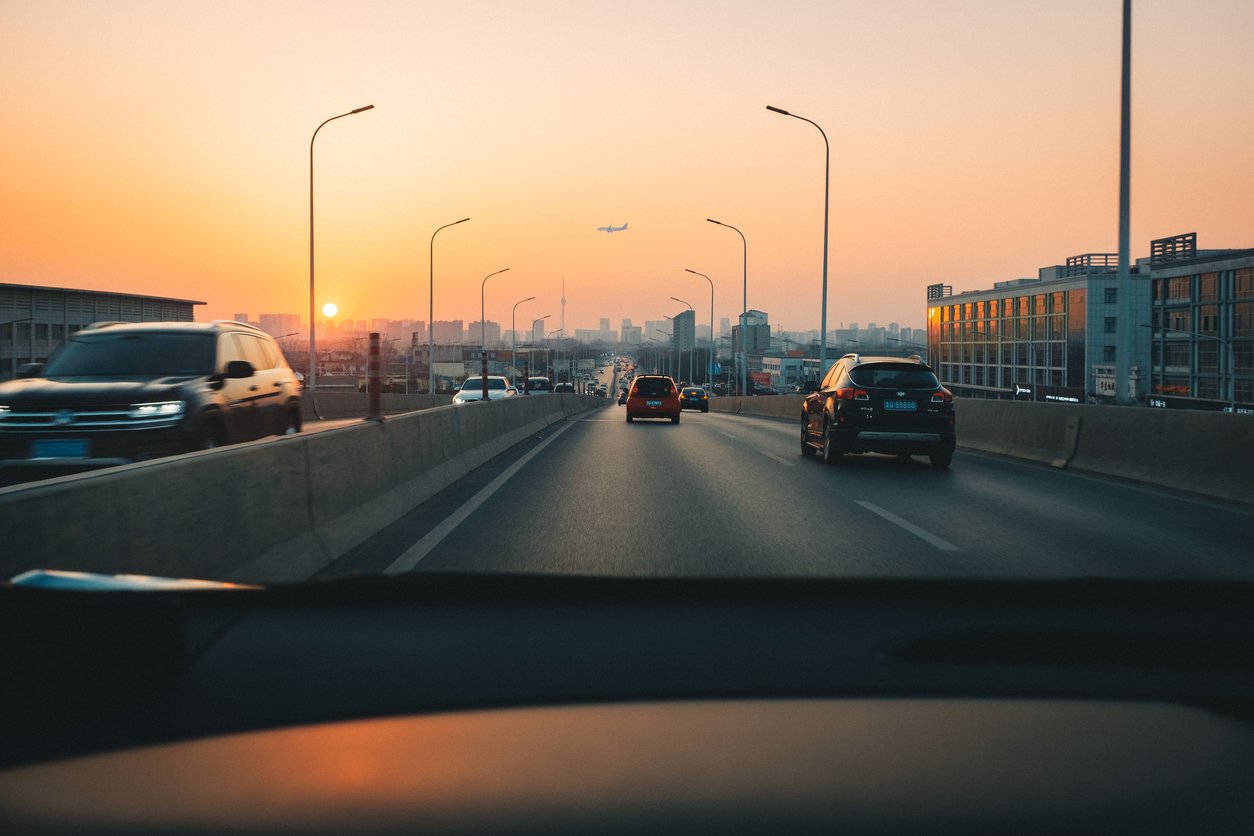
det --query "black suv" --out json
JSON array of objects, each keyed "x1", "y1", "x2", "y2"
[
  {"x1": 801, "y1": 354, "x2": 955, "y2": 469},
  {"x1": 0, "y1": 320, "x2": 302, "y2": 475}
]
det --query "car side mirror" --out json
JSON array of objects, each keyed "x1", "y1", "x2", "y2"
[
  {"x1": 16, "y1": 362, "x2": 44, "y2": 379},
  {"x1": 804, "y1": 382, "x2": 819, "y2": 393},
  {"x1": 224, "y1": 360, "x2": 255, "y2": 379}
]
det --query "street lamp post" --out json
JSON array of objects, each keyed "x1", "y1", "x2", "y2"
[
  {"x1": 671, "y1": 296, "x2": 694, "y2": 384},
  {"x1": 511, "y1": 296, "x2": 536, "y2": 386},
  {"x1": 655, "y1": 328, "x2": 672, "y2": 377},
  {"x1": 767, "y1": 105, "x2": 830, "y2": 383},
  {"x1": 429, "y1": 217, "x2": 470, "y2": 394},
  {"x1": 309, "y1": 104, "x2": 374, "y2": 406},
  {"x1": 707, "y1": 218, "x2": 747, "y2": 395},
  {"x1": 685, "y1": 269, "x2": 714, "y2": 387},
  {"x1": 480, "y1": 268, "x2": 510, "y2": 401}
]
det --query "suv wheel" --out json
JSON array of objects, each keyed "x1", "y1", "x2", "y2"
[
  {"x1": 282, "y1": 409, "x2": 301, "y2": 436},
  {"x1": 801, "y1": 416, "x2": 816, "y2": 457},
  {"x1": 194, "y1": 419, "x2": 226, "y2": 451},
  {"x1": 929, "y1": 450, "x2": 953, "y2": 470},
  {"x1": 822, "y1": 418, "x2": 842, "y2": 465}
]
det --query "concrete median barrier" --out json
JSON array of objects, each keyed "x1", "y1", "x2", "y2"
[{"x1": 0, "y1": 395, "x2": 601, "y2": 583}]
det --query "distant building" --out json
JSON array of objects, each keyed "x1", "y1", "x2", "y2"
[
  {"x1": 433, "y1": 320, "x2": 465, "y2": 344},
  {"x1": 621, "y1": 325, "x2": 642, "y2": 345},
  {"x1": 924, "y1": 232, "x2": 1252, "y2": 408},
  {"x1": 1, "y1": 282, "x2": 204, "y2": 380},
  {"x1": 259, "y1": 312, "x2": 301, "y2": 338},
  {"x1": 732, "y1": 309, "x2": 770, "y2": 356},
  {"x1": 671, "y1": 310, "x2": 695, "y2": 352}
]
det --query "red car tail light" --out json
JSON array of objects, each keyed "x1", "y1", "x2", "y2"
[
  {"x1": 931, "y1": 389, "x2": 953, "y2": 404},
  {"x1": 836, "y1": 387, "x2": 869, "y2": 401}
]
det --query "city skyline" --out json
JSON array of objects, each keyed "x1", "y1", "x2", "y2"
[{"x1": 3, "y1": 2, "x2": 1250, "y2": 335}]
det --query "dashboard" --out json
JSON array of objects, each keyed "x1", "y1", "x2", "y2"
[{"x1": 4, "y1": 573, "x2": 1254, "y2": 833}]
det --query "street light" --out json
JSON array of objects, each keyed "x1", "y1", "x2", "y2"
[
  {"x1": 655, "y1": 328, "x2": 672, "y2": 377},
  {"x1": 1140, "y1": 323, "x2": 1237, "y2": 413},
  {"x1": 525, "y1": 315, "x2": 551, "y2": 385},
  {"x1": 309, "y1": 104, "x2": 374, "y2": 403},
  {"x1": 685, "y1": 268, "x2": 715, "y2": 387},
  {"x1": 429, "y1": 217, "x2": 470, "y2": 394},
  {"x1": 480, "y1": 267, "x2": 510, "y2": 401},
  {"x1": 511, "y1": 295, "x2": 536, "y2": 386},
  {"x1": 767, "y1": 104, "x2": 830, "y2": 383},
  {"x1": 671, "y1": 296, "x2": 694, "y2": 384},
  {"x1": 707, "y1": 218, "x2": 747, "y2": 395}
]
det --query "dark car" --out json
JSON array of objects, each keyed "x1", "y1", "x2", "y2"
[
  {"x1": 0, "y1": 320, "x2": 302, "y2": 475},
  {"x1": 625, "y1": 375, "x2": 681, "y2": 423},
  {"x1": 801, "y1": 354, "x2": 954, "y2": 468},
  {"x1": 679, "y1": 386, "x2": 709, "y2": 412}
]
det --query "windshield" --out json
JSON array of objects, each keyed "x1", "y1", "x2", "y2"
[
  {"x1": 1, "y1": 4, "x2": 1250, "y2": 588},
  {"x1": 41, "y1": 333, "x2": 216, "y2": 377},
  {"x1": 849, "y1": 366, "x2": 940, "y2": 389},
  {"x1": 461, "y1": 377, "x2": 506, "y2": 391}
]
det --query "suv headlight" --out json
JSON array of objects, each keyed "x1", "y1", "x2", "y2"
[
  {"x1": 0, "y1": 405, "x2": 10, "y2": 419},
  {"x1": 129, "y1": 401, "x2": 185, "y2": 419}
]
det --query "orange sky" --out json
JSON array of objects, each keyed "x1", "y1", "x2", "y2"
[{"x1": 2, "y1": 0, "x2": 1251, "y2": 335}]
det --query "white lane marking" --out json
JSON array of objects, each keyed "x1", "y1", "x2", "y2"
[
  {"x1": 719, "y1": 431, "x2": 737, "y2": 439},
  {"x1": 855, "y1": 500, "x2": 961, "y2": 552},
  {"x1": 761, "y1": 451, "x2": 796, "y2": 467},
  {"x1": 385, "y1": 421, "x2": 577, "y2": 573}
]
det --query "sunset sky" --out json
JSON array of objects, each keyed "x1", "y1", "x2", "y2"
[{"x1": 2, "y1": 0, "x2": 1251, "y2": 336}]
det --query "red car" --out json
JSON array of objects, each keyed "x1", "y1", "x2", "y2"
[{"x1": 625, "y1": 375, "x2": 681, "y2": 423}]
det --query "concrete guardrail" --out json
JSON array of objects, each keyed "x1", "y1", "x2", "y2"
[
  {"x1": 0, "y1": 395, "x2": 601, "y2": 583},
  {"x1": 711, "y1": 394, "x2": 1253, "y2": 505}
]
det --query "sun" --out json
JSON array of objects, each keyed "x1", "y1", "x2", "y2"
[{"x1": 321, "y1": 302, "x2": 338, "y2": 318}]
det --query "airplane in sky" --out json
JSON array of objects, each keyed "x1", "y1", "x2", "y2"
[{"x1": 596, "y1": 222, "x2": 628, "y2": 233}]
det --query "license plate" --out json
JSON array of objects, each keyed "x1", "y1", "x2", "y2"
[
  {"x1": 882, "y1": 400, "x2": 917, "y2": 411},
  {"x1": 646, "y1": 400, "x2": 662, "y2": 406},
  {"x1": 31, "y1": 438, "x2": 89, "y2": 459}
]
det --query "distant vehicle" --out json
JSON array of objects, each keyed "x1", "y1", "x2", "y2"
[
  {"x1": 801, "y1": 354, "x2": 955, "y2": 469},
  {"x1": 679, "y1": 386, "x2": 709, "y2": 413},
  {"x1": 452, "y1": 376, "x2": 518, "y2": 404},
  {"x1": 596, "y1": 223, "x2": 628, "y2": 233},
  {"x1": 625, "y1": 375, "x2": 680, "y2": 424},
  {"x1": 0, "y1": 320, "x2": 301, "y2": 475},
  {"x1": 618, "y1": 390, "x2": 628, "y2": 405},
  {"x1": 525, "y1": 376, "x2": 552, "y2": 395},
  {"x1": 553, "y1": 382, "x2": 575, "y2": 393}
]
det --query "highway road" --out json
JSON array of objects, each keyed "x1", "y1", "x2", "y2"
[{"x1": 318, "y1": 403, "x2": 1254, "y2": 581}]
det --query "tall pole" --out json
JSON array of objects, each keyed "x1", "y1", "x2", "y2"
[
  {"x1": 671, "y1": 296, "x2": 694, "y2": 384},
  {"x1": 767, "y1": 105, "x2": 829, "y2": 384},
  {"x1": 685, "y1": 269, "x2": 714, "y2": 387},
  {"x1": 429, "y1": 217, "x2": 470, "y2": 394},
  {"x1": 309, "y1": 104, "x2": 373, "y2": 403},
  {"x1": 708, "y1": 218, "x2": 747, "y2": 394},
  {"x1": 1115, "y1": 0, "x2": 1134, "y2": 404},
  {"x1": 480, "y1": 268, "x2": 510, "y2": 401},
  {"x1": 511, "y1": 295, "x2": 535, "y2": 386}
]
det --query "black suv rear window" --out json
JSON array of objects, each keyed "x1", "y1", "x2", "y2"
[
  {"x1": 634, "y1": 378, "x2": 673, "y2": 397},
  {"x1": 43, "y1": 333, "x2": 216, "y2": 377},
  {"x1": 849, "y1": 364, "x2": 939, "y2": 389}
]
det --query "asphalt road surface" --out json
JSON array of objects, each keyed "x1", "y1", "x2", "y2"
[{"x1": 319, "y1": 404, "x2": 1254, "y2": 581}]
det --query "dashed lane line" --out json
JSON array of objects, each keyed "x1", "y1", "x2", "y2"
[
  {"x1": 855, "y1": 500, "x2": 961, "y2": 551},
  {"x1": 384, "y1": 421, "x2": 577, "y2": 573}
]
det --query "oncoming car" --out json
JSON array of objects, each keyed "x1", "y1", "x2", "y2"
[
  {"x1": 625, "y1": 375, "x2": 680, "y2": 423},
  {"x1": 680, "y1": 386, "x2": 709, "y2": 413},
  {"x1": 452, "y1": 376, "x2": 518, "y2": 404},
  {"x1": 801, "y1": 354, "x2": 955, "y2": 468},
  {"x1": 524, "y1": 376, "x2": 552, "y2": 395},
  {"x1": 0, "y1": 320, "x2": 301, "y2": 474}
]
